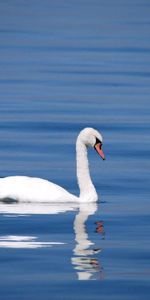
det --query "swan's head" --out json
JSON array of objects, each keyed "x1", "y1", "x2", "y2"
[{"x1": 78, "y1": 127, "x2": 105, "y2": 160}]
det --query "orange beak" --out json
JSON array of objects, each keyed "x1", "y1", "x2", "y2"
[{"x1": 95, "y1": 143, "x2": 105, "y2": 160}]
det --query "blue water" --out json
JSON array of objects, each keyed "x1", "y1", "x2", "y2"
[{"x1": 0, "y1": 0, "x2": 150, "y2": 299}]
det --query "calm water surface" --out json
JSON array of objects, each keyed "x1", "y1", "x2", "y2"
[{"x1": 0, "y1": 0, "x2": 150, "y2": 299}]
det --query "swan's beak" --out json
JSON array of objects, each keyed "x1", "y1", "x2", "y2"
[{"x1": 94, "y1": 143, "x2": 105, "y2": 160}]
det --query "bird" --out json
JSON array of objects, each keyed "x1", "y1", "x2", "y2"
[{"x1": 0, "y1": 127, "x2": 105, "y2": 203}]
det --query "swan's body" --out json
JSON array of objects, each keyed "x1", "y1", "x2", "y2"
[
  {"x1": 0, "y1": 128, "x2": 105, "y2": 203},
  {"x1": 0, "y1": 176, "x2": 78, "y2": 202}
]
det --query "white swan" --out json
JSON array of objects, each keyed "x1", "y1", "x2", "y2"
[{"x1": 0, "y1": 127, "x2": 105, "y2": 202}]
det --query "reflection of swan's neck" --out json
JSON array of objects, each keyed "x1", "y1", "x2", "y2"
[
  {"x1": 72, "y1": 203, "x2": 99, "y2": 280},
  {"x1": 74, "y1": 206, "x2": 94, "y2": 256},
  {"x1": 73, "y1": 203, "x2": 97, "y2": 256},
  {"x1": 76, "y1": 138, "x2": 98, "y2": 201}
]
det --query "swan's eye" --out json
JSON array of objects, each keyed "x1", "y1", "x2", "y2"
[{"x1": 95, "y1": 137, "x2": 102, "y2": 147}]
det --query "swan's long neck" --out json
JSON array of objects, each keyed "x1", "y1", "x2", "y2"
[{"x1": 76, "y1": 138, "x2": 98, "y2": 202}]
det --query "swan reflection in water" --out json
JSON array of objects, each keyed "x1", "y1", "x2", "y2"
[
  {"x1": 0, "y1": 200, "x2": 104, "y2": 280},
  {"x1": 72, "y1": 202, "x2": 104, "y2": 280}
]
